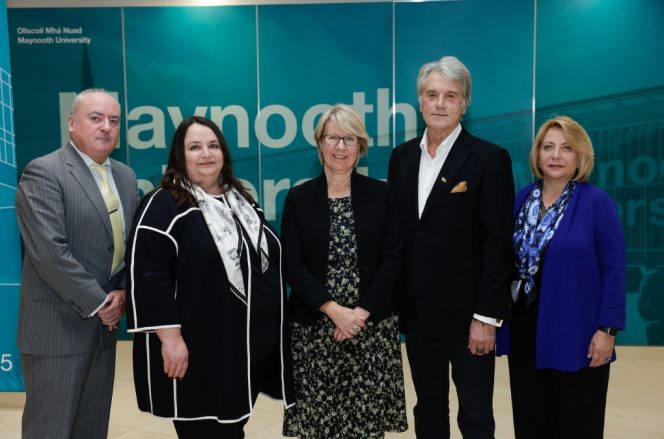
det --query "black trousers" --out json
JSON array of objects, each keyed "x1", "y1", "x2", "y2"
[
  {"x1": 508, "y1": 295, "x2": 610, "y2": 439},
  {"x1": 173, "y1": 354, "x2": 274, "y2": 439},
  {"x1": 405, "y1": 323, "x2": 496, "y2": 439},
  {"x1": 174, "y1": 418, "x2": 249, "y2": 439}
]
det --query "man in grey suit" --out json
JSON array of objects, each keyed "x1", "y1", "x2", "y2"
[{"x1": 15, "y1": 89, "x2": 137, "y2": 439}]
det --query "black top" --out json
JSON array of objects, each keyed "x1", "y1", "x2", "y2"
[{"x1": 240, "y1": 219, "x2": 281, "y2": 363}]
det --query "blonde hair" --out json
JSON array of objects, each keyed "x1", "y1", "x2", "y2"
[
  {"x1": 314, "y1": 104, "x2": 369, "y2": 167},
  {"x1": 529, "y1": 115, "x2": 595, "y2": 182}
]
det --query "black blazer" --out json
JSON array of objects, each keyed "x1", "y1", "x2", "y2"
[
  {"x1": 387, "y1": 128, "x2": 515, "y2": 339},
  {"x1": 281, "y1": 172, "x2": 402, "y2": 324}
]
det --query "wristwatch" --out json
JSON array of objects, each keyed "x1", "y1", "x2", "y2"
[{"x1": 598, "y1": 326, "x2": 619, "y2": 336}]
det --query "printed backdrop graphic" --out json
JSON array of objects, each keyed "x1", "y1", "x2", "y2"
[
  {"x1": 537, "y1": 0, "x2": 664, "y2": 347},
  {"x1": 0, "y1": 0, "x2": 22, "y2": 391},
  {"x1": 2, "y1": 0, "x2": 663, "y2": 391}
]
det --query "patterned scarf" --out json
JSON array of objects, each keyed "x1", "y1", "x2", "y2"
[
  {"x1": 512, "y1": 180, "x2": 575, "y2": 306},
  {"x1": 190, "y1": 184, "x2": 268, "y2": 305}
]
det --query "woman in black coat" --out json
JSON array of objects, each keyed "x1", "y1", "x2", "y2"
[{"x1": 126, "y1": 116, "x2": 294, "y2": 439}]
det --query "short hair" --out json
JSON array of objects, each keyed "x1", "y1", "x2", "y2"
[
  {"x1": 416, "y1": 56, "x2": 471, "y2": 107},
  {"x1": 313, "y1": 104, "x2": 369, "y2": 167},
  {"x1": 160, "y1": 116, "x2": 254, "y2": 205},
  {"x1": 70, "y1": 88, "x2": 121, "y2": 115},
  {"x1": 529, "y1": 115, "x2": 595, "y2": 182}
]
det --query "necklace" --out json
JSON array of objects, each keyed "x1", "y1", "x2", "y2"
[{"x1": 538, "y1": 199, "x2": 550, "y2": 221}]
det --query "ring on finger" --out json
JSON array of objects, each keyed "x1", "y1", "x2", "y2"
[{"x1": 353, "y1": 325, "x2": 359, "y2": 332}]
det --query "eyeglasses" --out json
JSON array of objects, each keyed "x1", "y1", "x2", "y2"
[{"x1": 323, "y1": 134, "x2": 358, "y2": 147}]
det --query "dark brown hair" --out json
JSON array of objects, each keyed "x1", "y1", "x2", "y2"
[{"x1": 160, "y1": 116, "x2": 255, "y2": 205}]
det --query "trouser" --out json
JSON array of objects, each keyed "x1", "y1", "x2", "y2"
[
  {"x1": 405, "y1": 323, "x2": 495, "y2": 439},
  {"x1": 508, "y1": 294, "x2": 610, "y2": 439},
  {"x1": 21, "y1": 344, "x2": 116, "y2": 439}
]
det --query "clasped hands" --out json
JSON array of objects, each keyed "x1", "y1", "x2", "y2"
[
  {"x1": 98, "y1": 288, "x2": 126, "y2": 331},
  {"x1": 320, "y1": 301, "x2": 369, "y2": 342}
]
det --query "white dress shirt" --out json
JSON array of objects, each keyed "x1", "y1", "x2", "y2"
[{"x1": 418, "y1": 124, "x2": 462, "y2": 218}]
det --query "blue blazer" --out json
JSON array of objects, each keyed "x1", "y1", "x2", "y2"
[{"x1": 497, "y1": 182, "x2": 626, "y2": 372}]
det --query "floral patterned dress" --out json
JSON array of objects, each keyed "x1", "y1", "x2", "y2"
[{"x1": 283, "y1": 196, "x2": 408, "y2": 438}]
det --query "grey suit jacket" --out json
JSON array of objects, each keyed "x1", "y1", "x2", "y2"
[{"x1": 15, "y1": 142, "x2": 138, "y2": 356}]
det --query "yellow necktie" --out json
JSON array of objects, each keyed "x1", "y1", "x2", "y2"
[{"x1": 92, "y1": 163, "x2": 124, "y2": 273}]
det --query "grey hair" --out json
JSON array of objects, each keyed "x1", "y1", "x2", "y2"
[
  {"x1": 70, "y1": 88, "x2": 121, "y2": 115},
  {"x1": 416, "y1": 56, "x2": 471, "y2": 107}
]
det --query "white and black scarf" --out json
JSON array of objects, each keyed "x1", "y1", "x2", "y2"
[{"x1": 190, "y1": 184, "x2": 269, "y2": 304}]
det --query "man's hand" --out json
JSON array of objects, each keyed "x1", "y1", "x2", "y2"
[
  {"x1": 468, "y1": 318, "x2": 496, "y2": 356},
  {"x1": 98, "y1": 289, "x2": 126, "y2": 330}
]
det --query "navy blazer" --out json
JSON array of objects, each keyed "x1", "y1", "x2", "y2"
[
  {"x1": 281, "y1": 171, "x2": 402, "y2": 324},
  {"x1": 497, "y1": 182, "x2": 626, "y2": 372},
  {"x1": 388, "y1": 129, "x2": 515, "y2": 339}
]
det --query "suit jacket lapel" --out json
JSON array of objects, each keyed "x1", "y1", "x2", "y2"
[
  {"x1": 405, "y1": 140, "x2": 422, "y2": 225},
  {"x1": 419, "y1": 129, "x2": 474, "y2": 223},
  {"x1": 62, "y1": 142, "x2": 114, "y2": 240}
]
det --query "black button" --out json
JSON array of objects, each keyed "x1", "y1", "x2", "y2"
[
  {"x1": 415, "y1": 231, "x2": 424, "y2": 237},
  {"x1": 108, "y1": 245, "x2": 114, "y2": 252}
]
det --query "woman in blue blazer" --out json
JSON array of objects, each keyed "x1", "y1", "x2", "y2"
[
  {"x1": 497, "y1": 116, "x2": 626, "y2": 439},
  {"x1": 281, "y1": 104, "x2": 407, "y2": 438}
]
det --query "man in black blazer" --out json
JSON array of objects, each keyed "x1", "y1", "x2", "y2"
[{"x1": 388, "y1": 56, "x2": 514, "y2": 438}]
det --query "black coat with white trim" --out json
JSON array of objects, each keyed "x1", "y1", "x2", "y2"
[{"x1": 126, "y1": 187, "x2": 294, "y2": 421}]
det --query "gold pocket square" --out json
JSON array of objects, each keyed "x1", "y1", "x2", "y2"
[{"x1": 450, "y1": 181, "x2": 468, "y2": 193}]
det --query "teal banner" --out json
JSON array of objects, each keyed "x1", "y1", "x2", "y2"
[
  {"x1": 123, "y1": 6, "x2": 259, "y2": 199},
  {"x1": 537, "y1": 0, "x2": 664, "y2": 346},
  {"x1": 2, "y1": 0, "x2": 662, "y2": 391},
  {"x1": 8, "y1": 2, "x2": 535, "y2": 225},
  {"x1": 0, "y1": 0, "x2": 23, "y2": 391}
]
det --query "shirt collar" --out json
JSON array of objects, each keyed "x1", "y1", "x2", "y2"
[
  {"x1": 419, "y1": 123, "x2": 463, "y2": 157},
  {"x1": 70, "y1": 140, "x2": 111, "y2": 168}
]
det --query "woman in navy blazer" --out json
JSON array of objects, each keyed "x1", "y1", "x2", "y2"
[
  {"x1": 497, "y1": 116, "x2": 626, "y2": 439},
  {"x1": 281, "y1": 104, "x2": 407, "y2": 438}
]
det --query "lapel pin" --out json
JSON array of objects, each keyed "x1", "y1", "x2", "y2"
[{"x1": 441, "y1": 177, "x2": 447, "y2": 183}]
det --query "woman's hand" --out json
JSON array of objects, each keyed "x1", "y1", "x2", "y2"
[
  {"x1": 320, "y1": 301, "x2": 366, "y2": 341},
  {"x1": 333, "y1": 327, "x2": 353, "y2": 342},
  {"x1": 587, "y1": 330, "x2": 615, "y2": 367},
  {"x1": 330, "y1": 307, "x2": 371, "y2": 342},
  {"x1": 353, "y1": 306, "x2": 370, "y2": 322},
  {"x1": 156, "y1": 328, "x2": 189, "y2": 379}
]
